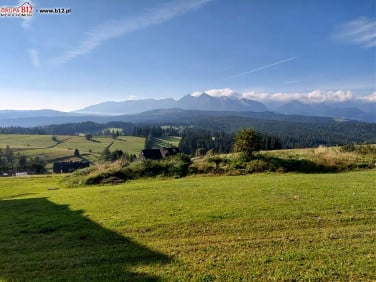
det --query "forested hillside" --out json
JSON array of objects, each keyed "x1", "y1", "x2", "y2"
[{"x1": 1, "y1": 112, "x2": 375, "y2": 149}]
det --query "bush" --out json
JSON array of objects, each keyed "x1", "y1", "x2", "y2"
[
  {"x1": 168, "y1": 157, "x2": 191, "y2": 177},
  {"x1": 61, "y1": 153, "x2": 194, "y2": 187},
  {"x1": 246, "y1": 159, "x2": 270, "y2": 173},
  {"x1": 143, "y1": 160, "x2": 166, "y2": 177},
  {"x1": 189, "y1": 162, "x2": 215, "y2": 174}
]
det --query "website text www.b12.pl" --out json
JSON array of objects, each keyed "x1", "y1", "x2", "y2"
[{"x1": 38, "y1": 8, "x2": 71, "y2": 15}]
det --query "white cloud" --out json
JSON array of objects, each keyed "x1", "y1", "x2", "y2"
[
  {"x1": 205, "y1": 88, "x2": 239, "y2": 97},
  {"x1": 191, "y1": 91, "x2": 203, "y2": 97},
  {"x1": 241, "y1": 91, "x2": 270, "y2": 101},
  {"x1": 258, "y1": 92, "x2": 305, "y2": 102},
  {"x1": 310, "y1": 90, "x2": 353, "y2": 103},
  {"x1": 50, "y1": 0, "x2": 213, "y2": 65},
  {"x1": 361, "y1": 92, "x2": 376, "y2": 102},
  {"x1": 192, "y1": 88, "x2": 242, "y2": 98},
  {"x1": 333, "y1": 17, "x2": 376, "y2": 48},
  {"x1": 248, "y1": 90, "x2": 354, "y2": 103},
  {"x1": 192, "y1": 88, "x2": 356, "y2": 104},
  {"x1": 28, "y1": 49, "x2": 40, "y2": 67}
]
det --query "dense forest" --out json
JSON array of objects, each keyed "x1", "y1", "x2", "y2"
[
  {"x1": 0, "y1": 116, "x2": 375, "y2": 150},
  {"x1": 178, "y1": 129, "x2": 281, "y2": 155},
  {"x1": 0, "y1": 146, "x2": 46, "y2": 175}
]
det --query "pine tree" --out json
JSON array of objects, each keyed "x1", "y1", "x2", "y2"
[
  {"x1": 234, "y1": 128, "x2": 261, "y2": 159},
  {"x1": 101, "y1": 147, "x2": 112, "y2": 162}
]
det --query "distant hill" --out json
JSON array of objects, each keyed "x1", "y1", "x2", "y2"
[
  {"x1": 275, "y1": 100, "x2": 375, "y2": 122},
  {"x1": 0, "y1": 109, "x2": 79, "y2": 119},
  {"x1": 77, "y1": 98, "x2": 176, "y2": 115},
  {"x1": 0, "y1": 107, "x2": 373, "y2": 128},
  {"x1": 1, "y1": 109, "x2": 375, "y2": 148}
]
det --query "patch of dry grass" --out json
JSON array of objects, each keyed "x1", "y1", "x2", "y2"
[{"x1": 263, "y1": 144, "x2": 376, "y2": 170}]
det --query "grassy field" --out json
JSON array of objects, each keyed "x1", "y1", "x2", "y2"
[
  {"x1": 153, "y1": 136, "x2": 181, "y2": 148},
  {"x1": 0, "y1": 134, "x2": 146, "y2": 169},
  {"x1": 0, "y1": 171, "x2": 375, "y2": 280},
  {"x1": 0, "y1": 134, "x2": 183, "y2": 167}
]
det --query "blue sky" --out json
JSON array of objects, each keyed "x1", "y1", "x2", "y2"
[{"x1": 0, "y1": 0, "x2": 375, "y2": 111}]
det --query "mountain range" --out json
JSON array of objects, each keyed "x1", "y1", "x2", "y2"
[
  {"x1": 77, "y1": 93, "x2": 375, "y2": 122},
  {"x1": 0, "y1": 93, "x2": 374, "y2": 127},
  {"x1": 77, "y1": 93, "x2": 267, "y2": 115}
]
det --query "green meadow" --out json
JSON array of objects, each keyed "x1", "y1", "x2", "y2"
[
  {"x1": 153, "y1": 136, "x2": 181, "y2": 148},
  {"x1": 0, "y1": 134, "x2": 145, "y2": 168},
  {"x1": 0, "y1": 171, "x2": 375, "y2": 281}
]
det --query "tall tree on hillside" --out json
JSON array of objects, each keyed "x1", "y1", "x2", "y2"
[
  {"x1": 144, "y1": 131, "x2": 153, "y2": 149},
  {"x1": 4, "y1": 145, "x2": 14, "y2": 171},
  {"x1": 18, "y1": 155, "x2": 28, "y2": 171},
  {"x1": 234, "y1": 128, "x2": 261, "y2": 159},
  {"x1": 28, "y1": 156, "x2": 46, "y2": 174},
  {"x1": 101, "y1": 147, "x2": 112, "y2": 162},
  {"x1": 0, "y1": 148, "x2": 5, "y2": 172}
]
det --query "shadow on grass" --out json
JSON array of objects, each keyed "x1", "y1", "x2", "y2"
[
  {"x1": 258, "y1": 155, "x2": 337, "y2": 173},
  {"x1": 0, "y1": 198, "x2": 169, "y2": 281}
]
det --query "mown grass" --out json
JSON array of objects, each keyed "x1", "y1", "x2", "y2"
[
  {"x1": 109, "y1": 136, "x2": 145, "y2": 154},
  {"x1": 153, "y1": 136, "x2": 181, "y2": 148},
  {"x1": 0, "y1": 171, "x2": 375, "y2": 280},
  {"x1": 0, "y1": 134, "x2": 57, "y2": 149},
  {"x1": 0, "y1": 134, "x2": 145, "y2": 169}
]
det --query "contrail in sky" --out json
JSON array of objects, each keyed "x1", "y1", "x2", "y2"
[
  {"x1": 50, "y1": 0, "x2": 214, "y2": 65},
  {"x1": 229, "y1": 56, "x2": 298, "y2": 78}
]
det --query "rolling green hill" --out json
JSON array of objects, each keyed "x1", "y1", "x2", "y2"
[
  {"x1": 1, "y1": 111, "x2": 375, "y2": 148},
  {"x1": 152, "y1": 136, "x2": 181, "y2": 148},
  {"x1": 0, "y1": 134, "x2": 145, "y2": 169}
]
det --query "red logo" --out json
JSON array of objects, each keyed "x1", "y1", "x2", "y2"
[{"x1": 1, "y1": 2, "x2": 33, "y2": 17}]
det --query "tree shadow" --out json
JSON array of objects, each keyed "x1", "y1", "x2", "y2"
[
  {"x1": 258, "y1": 155, "x2": 337, "y2": 173},
  {"x1": 0, "y1": 198, "x2": 170, "y2": 281}
]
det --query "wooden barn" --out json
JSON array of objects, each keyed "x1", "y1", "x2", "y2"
[
  {"x1": 53, "y1": 161, "x2": 90, "y2": 173},
  {"x1": 140, "y1": 147, "x2": 180, "y2": 160}
]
